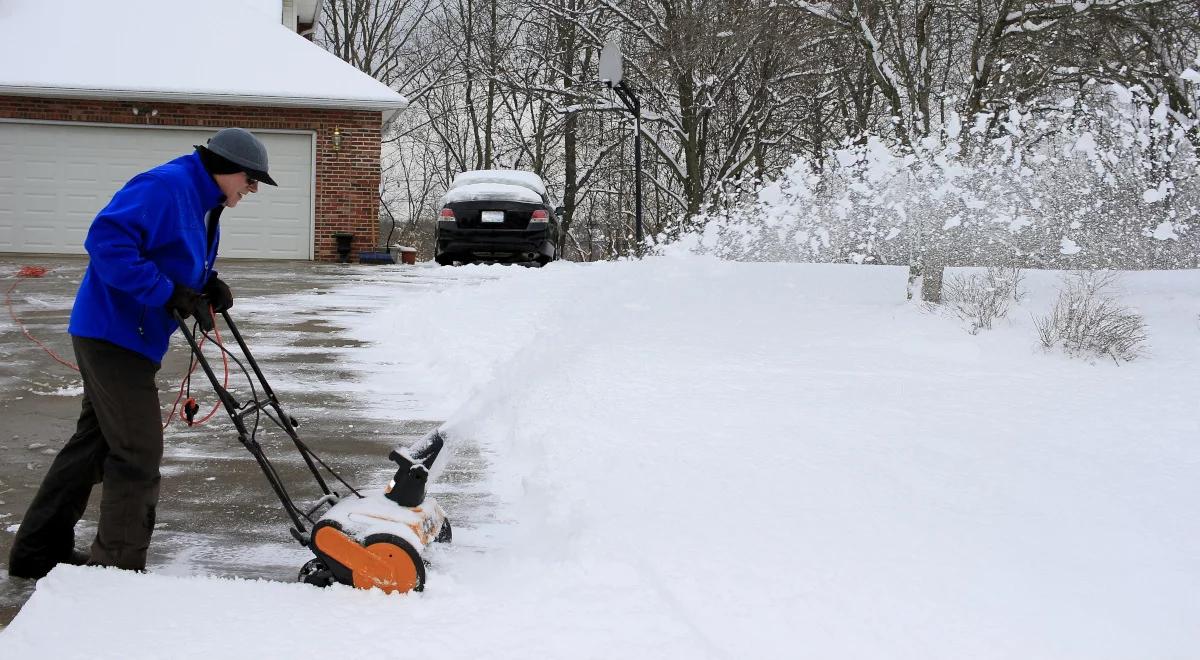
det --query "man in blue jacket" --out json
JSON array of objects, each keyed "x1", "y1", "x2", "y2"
[{"x1": 8, "y1": 128, "x2": 277, "y2": 579}]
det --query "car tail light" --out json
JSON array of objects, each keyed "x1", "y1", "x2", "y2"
[
  {"x1": 531, "y1": 209, "x2": 549, "y2": 222},
  {"x1": 439, "y1": 208, "x2": 454, "y2": 220}
]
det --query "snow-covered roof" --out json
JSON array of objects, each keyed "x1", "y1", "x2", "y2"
[
  {"x1": 443, "y1": 183, "x2": 544, "y2": 206},
  {"x1": 0, "y1": 0, "x2": 408, "y2": 112},
  {"x1": 450, "y1": 170, "x2": 547, "y2": 197}
]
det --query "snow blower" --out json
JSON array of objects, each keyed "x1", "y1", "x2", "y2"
[{"x1": 172, "y1": 309, "x2": 451, "y2": 594}]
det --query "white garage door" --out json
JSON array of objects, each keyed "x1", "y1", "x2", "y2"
[{"x1": 0, "y1": 122, "x2": 314, "y2": 259}]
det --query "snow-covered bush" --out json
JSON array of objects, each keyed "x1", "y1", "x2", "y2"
[
  {"x1": 1034, "y1": 272, "x2": 1147, "y2": 363},
  {"x1": 943, "y1": 268, "x2": 1024, "y2": 334},
  {"x1": 661, "y1": 87, "x2": 1199, "y2": 274}
]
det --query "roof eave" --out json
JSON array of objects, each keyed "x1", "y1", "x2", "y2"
[{"x1": 0, "y1": 85, "x2": 408, "y2": 114}]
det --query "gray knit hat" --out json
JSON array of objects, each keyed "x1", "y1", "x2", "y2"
[{"x1": 203, "y1": 128, "x2": 277, "y2": 186}]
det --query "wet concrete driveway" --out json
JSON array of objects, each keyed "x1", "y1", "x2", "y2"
[{"x1": 0, "y1": 255, "x2": 490, "y2": 627}]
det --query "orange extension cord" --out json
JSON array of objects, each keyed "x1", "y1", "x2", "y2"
[{"x1": 6, "y1": 265, "x2": 229, "y2": 429}]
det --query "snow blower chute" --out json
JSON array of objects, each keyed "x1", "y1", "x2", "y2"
[{"x1": 173, "y1": 309, "x2": 451, "y2": 594}]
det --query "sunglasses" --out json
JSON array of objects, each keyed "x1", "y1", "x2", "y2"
[{"x1": 245, "y1": 174, "x2": 259, "y2": 186}]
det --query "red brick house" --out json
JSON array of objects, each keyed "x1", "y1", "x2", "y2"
[{"x1": 0, "y1": 0, "x2": 407, "y2": 262}]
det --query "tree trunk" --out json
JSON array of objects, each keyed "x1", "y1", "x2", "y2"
[
  {"x1": 678, "y1": 69, "x2": 703, "y2": 218},
  {"x1": 921, "y1": 265, "x2": 944, "y2": 303}
]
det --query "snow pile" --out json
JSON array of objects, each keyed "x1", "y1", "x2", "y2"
[
  {"x1": 665, "y1": 96, "x2": 1199, "y2": 270},
  {"x1": 4, "y1": 258, "x2": 1199, "y2": 658}
]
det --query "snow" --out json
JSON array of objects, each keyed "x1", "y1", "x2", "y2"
[
  {"x1": 319, "y1": 492, "x2": 447, "y2": 549},
  {"x1": 450, "y1": 170, "x2": 548, "y2": 197},
  {"x1": 442, "y1": 183, "x2": 543, "y2": 206},
  {"x1": 670, "y1": 100, "x2": 1197, "y2": 271},
  {"x1": 1142, "y1": 180, "x2": 1172, "y2": 203},
  {"x1": 0, "y1": 0, "x2": 407, "y2": 110},
  {"x1": 1071, "y1": 131, "x2": 1098, "y2": 157},
  {"x1": 1151, "y1": 221, "x2": 1178, "y2": 241},
  {"x1": 3, "y1": 258, "x2": 1199, "y2": 658},
  {"x1": 1109, "y1": 82, "x2": 1133, "y2": 105}
]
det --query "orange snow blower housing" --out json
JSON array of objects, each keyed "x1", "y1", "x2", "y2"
[
  {"x1": 173, "y1": 309, "x2": 451, "y2": 595},
  {"x1": 305, "y1": 441, "x2": 452, "y2": 593}
]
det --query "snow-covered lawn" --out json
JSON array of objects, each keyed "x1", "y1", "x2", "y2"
[{"x1": 3, "y1": 257, "x2": 1197, "y2": 659}]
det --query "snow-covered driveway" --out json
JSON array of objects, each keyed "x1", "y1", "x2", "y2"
[
  {"x1": 0, "y1": 258, "x2": 496, "y2": 624},
  {"x1": 3, "y1": 256, "x2": 1199, "y2": 659}
]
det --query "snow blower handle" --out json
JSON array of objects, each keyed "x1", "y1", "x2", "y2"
[
  {"x1": 171, "y1": 307, "x2": 350, "y2": 538},
  {"x1": 171, "y1": 308, "x2": 235, "y2": 413},
  {"x1": 172, "y1": 308, "x2": 266, "y2": 418}
]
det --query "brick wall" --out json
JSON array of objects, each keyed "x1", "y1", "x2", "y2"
[{"x1": 0, "y1": 95, "x2": 382, "y2": 262}]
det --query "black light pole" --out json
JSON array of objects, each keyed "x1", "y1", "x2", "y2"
[
  {"x1": 600, "y1": 34, "x2": 644, "y2": 257},
  {"x1": 608, "y1": 81, "x2": 643, "y2": 255}
]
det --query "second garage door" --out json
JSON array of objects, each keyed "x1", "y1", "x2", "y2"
[{"x1": 0, "y1": 122, "x2": 314, "y2": 259}]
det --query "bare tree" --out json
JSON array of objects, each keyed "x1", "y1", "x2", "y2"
[{"x1": 312, "y1": 0, "x2": 1199, "y2": 266}]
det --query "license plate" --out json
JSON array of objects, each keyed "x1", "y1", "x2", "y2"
[{"x1": 481, "y1": 211, "x2": 505, "y2": 223}]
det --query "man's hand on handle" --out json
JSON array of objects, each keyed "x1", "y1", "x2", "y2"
[
  {"x1": 203, "y1": 276, "x2": 233, "y2": 313},
  {"x1": 166, "y1": 284, "x2": 215, "y2": 333}
]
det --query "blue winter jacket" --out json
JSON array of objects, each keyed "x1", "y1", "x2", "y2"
[{"x1": 68, "y1": 152, "x2": 223, "y2": 363}]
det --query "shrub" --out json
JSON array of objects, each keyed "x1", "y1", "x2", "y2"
[
  {"x1": 943, "y1": 268, "x2": 1024, "y2": 334},
  {"x1": 1034, "y1": 272, "x2": 1147, "y2": 362},
  {"x1": 662, "y1": 98, "x2": 1199, "y2": 273}
]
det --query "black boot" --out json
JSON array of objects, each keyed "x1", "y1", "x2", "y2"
[
  {"x1": 8, "y1": 548, "x2": 89, "y2": 579},
  {"x1": 65, "y1": 549, "x2": 90, "y2": 566}
]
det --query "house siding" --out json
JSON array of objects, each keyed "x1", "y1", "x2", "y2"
[{"x1": 0, "y1": 95, "x2": 381, "y2": 262}]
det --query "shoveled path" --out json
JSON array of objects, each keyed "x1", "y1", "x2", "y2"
[{"x1": 0, "y1": 256, "x2": 489, "y2": 627}]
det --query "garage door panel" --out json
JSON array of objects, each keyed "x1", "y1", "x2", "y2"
[
  {"x1": 65, "y1": 163, "x2": 98, "y2": 183},
  {"x1": 24, "y1": 192, "x2": 57, "y2": 212},
  {"x1": 25, "y1": 161, "x2": 57, "y2": 182},
  {"x1": 0, "y1": 205, "x2": 14, "y2": 248},
  {"x1": 268, "y1": 199, "x2": 303, "y2": 215},
  {"x1": 263, "y1": 244, "x2": 306, "y2": 259},
  {"x1": 23, "y1": 226, "x2": 60, "y2": 248},
  {"x1": 0, "y1": 123, "x2": 313, "y2": 258},
  {"x1": 64, "y1": 194, "x2": 100, "y2": 225}
]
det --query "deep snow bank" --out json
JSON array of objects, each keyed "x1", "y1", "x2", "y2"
[{"x1": 4, "y1": 257, "x2": 1198, "y2": 659}]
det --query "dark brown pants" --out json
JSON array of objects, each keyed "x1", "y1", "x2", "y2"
[{"x1": 8, "y1": 336, "x2": 163, "y2": 578}]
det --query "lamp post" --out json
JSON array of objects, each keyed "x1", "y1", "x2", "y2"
[{"x1": 599, "y1": 33, "x2": 643, "y2": 256}]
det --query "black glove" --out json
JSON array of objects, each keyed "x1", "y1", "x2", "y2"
[
  {"x1": 166, "y1": 284, "x2": 214, "y2": 333},
  {"x1": 203, "y1": 275, "x2": 233, "y2": 313}
]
